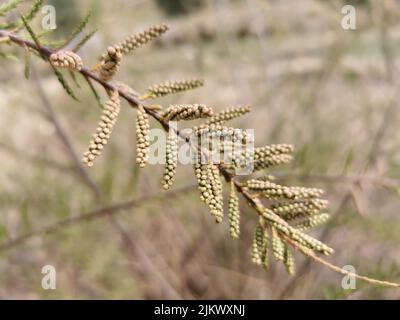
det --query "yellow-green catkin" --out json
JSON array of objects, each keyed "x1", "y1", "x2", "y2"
[
  {"x1": 82, "y1": 90, "x2": 120, "y2": 167},
  {"x1": 162, "y1": 132, "x2": 178, "y2": 189},
  {"x1": 195, "y1": 124, "x2": 253, "y2": 145},
  {"x1": 49, "y1": 50, "x2": 83, "y2": 70},
  {"x1": 99, "y1": 45, "x2": 122, "y2": 81},
  {"x1": 206, "y1": 106, "x2": 251, "y2": 126},
  {"x1": 228, "y1": 181, "x2": 240, "y2": 239},
  {"x1": 246, "y1": 179, "x2": 324, "y2": 201},
  {"x1": 142, "y1": 79, "x2": 204, "y2": 100},
  {"x1": 261, "y1": 227, "x2": 270, "y2": 270},
  {"x1": 193, "y1": 158, "x2": 223, "y2": 223},
  {"x1": 271, "y1": 199, "x2": 328, "y2": 221},
  {"x1": 162, "y1": 104, "x2": 213, "y2": 122},
  {"x1": 117, "y1": 24, "x2": 169, "y2": 55},
  {"x1": 283, "y1": 246, "x2": 295, "y2": 275},
  {"x1": 209, "y1": 164, "x2": 224, "y2": 222},
  {"x1": 253, "y1": 144, "x2": 294, "y2": 170},
  {"x1": 136, "y1": 105, "x2": 150, "y2": 168},
  {"x1": 271, "y1": 227, "x2": 285, "y2": 261},
  {"x1": 251, "y1": 224, "x2": 264, "y2": 266},
  {"x1": 258, "y1": 175, "x2": 276, "y2": 182},
  {"x1": 294, "y1": 213, "x2": 330, "y2": 231}
]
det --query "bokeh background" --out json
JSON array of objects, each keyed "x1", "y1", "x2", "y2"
[{"x1": 1, "y1": 0, "x2": 400, "y2": 299}]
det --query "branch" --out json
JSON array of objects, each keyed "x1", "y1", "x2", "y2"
[
  {"x1": 0, "y1": 30, "x2": 263, "y2": 218},
  {"x1": 0, "y1": 184, "x2": 196, "y2": 252},
  {"x1": 2, "y1": 29, "x2": 399, "y2": 289}
]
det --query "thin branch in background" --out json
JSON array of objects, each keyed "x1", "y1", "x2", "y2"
[
  {"x1": 0, "y1": 141, "x2": 73, "y2": 173},
  {"x1": 0, "y1": 184, "x2": 196, "y2": 252},
  {"x1": 31, "y1": 66, "x2": 101, "y2": 199}
]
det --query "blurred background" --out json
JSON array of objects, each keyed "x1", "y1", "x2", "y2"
[{"x1": 1, "y1": 0, "x2": 400, "y2": 299}]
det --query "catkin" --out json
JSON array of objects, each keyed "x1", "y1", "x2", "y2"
[
  {"x1": 193, "y1": 124, "x2": 254, "y2": 171},
  {"x1": 195, "y1": 124, "x2": 253, "y2": 145},
  {"x1": 162, "y1": 132, "x2": 178, "y2": 189},
  {"x1": 246, "y1": 179, "x2": 323, "y2": 200},
  {"x1": 99, "y1": 45, "x2": 122, "y2": 81},
  {"x1": 162, "y1": 104, "x2": 213, "y2": 122},
  {"x1": 251, "y1": 224, "x2": 264, "y2": 266},
  {"x1": 49, "y1": 50, "x2": 83, "y2": 70},
  {"x1": 193, "y1": 158, "x2": 223, "y2": 223},
  {"x1": 228, "y1": 181, "x2": 240, "y2": 239},
  {"x1": 142, "y1": 79, "x2": 204, "y2": 100},
  {"x1": 272, "y1": 227, "x2": 285, "y2": 261},
  {"x1": 271, "y1": 199, "x2": 328, "y2": 221},
  {"x1": 254, "y1": 144, "x2": 294, "y2": 171},
  {"x1": 283, "y1": 246, "x2": 295, "y2": 275},
  {"x1": 136, "y1": 105, "x2": 150, "y2": 168},
  {"x1": 117, "y1": 24, "x2": 169, "y2": 55},
  {"x1": 294, "y1": 213, "x2": 330, "y2": 231},
  {"x1": 205, "y1": 106, "x2": 251, "y2": 126},
  {"x1": 209, "y1": 164, "x2": 224, "y2": 222},
  {"x1": 82, "y1": 90, "x2": 120, "y2": 167},
  {"x1": 261, "y1": 227, "x2": 270, "y2": 270}
]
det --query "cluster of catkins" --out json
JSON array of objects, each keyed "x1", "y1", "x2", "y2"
[
  {"x1": 51, "y1": 24, "x2": 333, "y2": 275},
  {"x1": 49, "y1": 50, "x2": 83, "y2": 70}
]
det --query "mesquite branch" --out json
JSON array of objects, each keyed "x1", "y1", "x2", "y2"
[
  {"x1": 1, "y1": 27, "x2": 399, "y2": 287},
  {"x1": 0, "y1": 30, "x2": 260, "y2": 216}
]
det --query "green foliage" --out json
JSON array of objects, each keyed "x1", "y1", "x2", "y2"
[
  {"x1": 22, "y1": 0, "x2": 43, "y2": 24},
  {"x1": 72, "y1": 28, "x2": 97, "y2": 52},
  {"x1": 83, "y1": 75, "x2": 103, "y2": 109},
  {"x1": 0, "y1": 51, "x2": 18, "y2": 61},
  {"x1": 52, "y1": 66, "x2": 79, "y2": 101},
  {"x1": 20, "y1": 13, "x2": 40, "y2": 49},
  {"x1": 0, "y1": 0, "x2": 22, "y2": 17},
  {"x1": 59, "y1": 10, "x2": 92, "y2": 49}
]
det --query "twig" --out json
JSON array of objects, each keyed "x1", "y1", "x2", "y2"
[
  {"x1": 0, "y1": 184, "x2": 196, "y2": 252},
  {"x1": 0, "y1": 141, "x2": 72, "y2": 173},
  {"x1": 285, "y1": 236, "x2": 400, "y2": 288}
]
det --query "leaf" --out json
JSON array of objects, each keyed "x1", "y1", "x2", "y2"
[
  {"x1": 0, "y1": 20, "x2": 18, "y2": 30},
  {"x1": 22, "y1": 0, "x2": 43, "y2": 23},
  {"x1": 23, "y1": 44, "x2": 30, "y2": 79},
  {"x1": 38, "y1": 29, "x2": 54, "y2": 39},
  {"x1": 69, "y1": 70, "x2": 80, "y2": 88},
  {"x1": 0, "y1": 51, "x2": 18, "y2": 61},
  {"x1": 58, "y1": 10, "x2": 92, "y2": 49},
  {"x1": 12, "y1": 0, "x2": 43, "y2": 31},
  {"x1": 19, "y1": 13, "x2": 41, "y2": 52},
  {"x1": 72, "y1": 28, "x2": 98, "y2": 53},
  {"x1": 52, "y1": 66, "x2": 79, "y2": 101},
  {"x1": 83, "y1": 75, "x2": 102, "y2": 108},
  {"x1": 0, "y1": 0, "x2": 22, "y2": 17}
]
